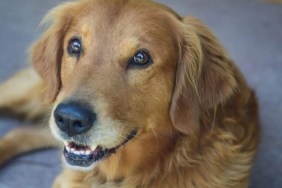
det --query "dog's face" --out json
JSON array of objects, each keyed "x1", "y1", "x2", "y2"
[
  {"x1": 31, "y1": 0, "x2": 236, "y2": 171},
  {"x1": 32, "y1": 0, "x2": 180, "y2": 170}
]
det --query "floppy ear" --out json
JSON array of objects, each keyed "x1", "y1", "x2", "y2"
[
  {"x1": 30, "y1": 3, "x2": 75, "y2": 103},
  {"x1": 170, "y1": 17, "x2": 237, "y2": 135}
]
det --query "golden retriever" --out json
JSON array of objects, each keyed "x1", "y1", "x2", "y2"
[{"x1": 0, "y1": 0, "x2": 260, "y2": 187}]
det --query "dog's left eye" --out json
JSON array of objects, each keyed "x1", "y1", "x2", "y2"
[
  {"x1": 68, "y1": 38, "x2": 82, "y2": 56},
  {"x1": 128, "y1": 51, "x2": 152, "y2": 67}
]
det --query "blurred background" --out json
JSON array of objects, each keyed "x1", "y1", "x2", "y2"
[{"x1": 0, "y1": 0, "x2": 281, "y2": 187}]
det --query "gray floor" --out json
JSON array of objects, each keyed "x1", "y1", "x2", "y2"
[{"x1": 0, "y1": 0, "x2": 282, "y2": 187}]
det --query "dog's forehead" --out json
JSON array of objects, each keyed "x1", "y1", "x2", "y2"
[
  {"x1": 70, "y1": 0, "x2": 180, "y2": 41},
  {"x1": 76, "y1": 0, "x2": 180, "y2": 20},
  {"x1": 64, "y1": 0, "x2": 181, "y2": 64}
]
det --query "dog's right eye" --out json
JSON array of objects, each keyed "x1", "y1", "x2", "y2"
[{"x1": 68, "y1": 38, "x2": 82, "y2": 56}]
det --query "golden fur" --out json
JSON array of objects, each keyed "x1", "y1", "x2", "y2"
[{"x1": 0, "y1": 0, "x2": 260, "y2": 187}]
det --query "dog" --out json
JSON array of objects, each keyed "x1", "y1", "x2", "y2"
[{"x1": 0, "y1": 0, "x2": 260, "y2": 187}]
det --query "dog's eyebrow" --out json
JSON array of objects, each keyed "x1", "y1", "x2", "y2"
[{"x1": 117, "y1": 38, "x2": 140, "y2": 60}]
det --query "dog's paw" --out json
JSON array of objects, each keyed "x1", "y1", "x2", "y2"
[
  {"x1": 53, "y1": 170, "x2": 91, "y2": 188},
  {"x1": 52, "y1": 177, "x2": 62, "y2": 188},
  {"x1": 52, "y1": 178, "x2": 90, "y2": 188},
  {"x1": 0, "y1": 138, "x2": 14, "y2": 166}
]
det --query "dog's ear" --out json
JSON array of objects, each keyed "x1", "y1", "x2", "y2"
[
  {"x1": 170, "y1": 17, "x2": 237, "y2": 135},
  {"x1": 30, "y1": 3, "x2": 75, "y2": 103}
]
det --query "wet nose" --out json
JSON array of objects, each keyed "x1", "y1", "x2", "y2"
[{"x1": 54, "y1": 103, "x2": 96, "y2": 136}]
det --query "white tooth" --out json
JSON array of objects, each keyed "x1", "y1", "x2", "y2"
[
  {"x1": 91, "y1": 145, "x2": 98, "y2": 151},
  {"x1": 80, "y1": 151, "x2": 85, "y2": 155},
  {"x1": 66, "y1": 146, "x2": 70, "y2": 152},
  {"x1": 85, "y1": 150, "x2": 91, "y2": 155},
  {"x1": 71, "y1": 148, "x2": 75, "y2": 153},
  {"x1": 73, "y1": 150, "x2": 80, "y2": 155}
]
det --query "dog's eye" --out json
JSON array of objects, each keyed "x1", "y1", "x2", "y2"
[
  {"x1": 128, "y1": 51, "x2": 152, "y2": 67},
  {"x1": 68, "y1": 38, "x2": 82, "y2": 56}
]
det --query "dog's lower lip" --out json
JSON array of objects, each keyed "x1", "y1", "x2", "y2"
[
  {"x1": 63, "y1": 130, "x2": 137, "y2": 167},
  {"x1": 63, "y1": 144, "x2": 108, "y2": 167}
]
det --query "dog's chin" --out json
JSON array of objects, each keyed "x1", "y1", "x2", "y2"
[
  {"x1": 60, "y1": 130, "x2": 137, "y2": 170},
  {"x1": 62, "y1": 156, "x2": 99, "y2": 172}
]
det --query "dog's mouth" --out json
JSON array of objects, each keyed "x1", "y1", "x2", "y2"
[{"x1": 63, "y1": 130, "x2": 137, "y2": 167}]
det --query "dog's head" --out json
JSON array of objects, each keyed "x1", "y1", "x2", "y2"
[{"x1": 31, "y1": 0, "x2": 237, "y2": 171}]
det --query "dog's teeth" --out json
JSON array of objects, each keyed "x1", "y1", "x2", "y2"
[
  {"x1": 91, "y1": 145, "x2": 98, "y2": 151},
  {"x1": 63, "y1": 141, "x2": 93, "y2": 155},
  {"x1": 85, "y1": 150, "x2": 91, "y2": 155}
]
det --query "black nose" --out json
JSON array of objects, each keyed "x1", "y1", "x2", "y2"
[{"x1": 54, "y1": 103, "x2": 96, "y2": 136}]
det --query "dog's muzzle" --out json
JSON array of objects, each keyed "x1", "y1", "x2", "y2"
[{"x1": 63, "y1": 130, "x2": 137, "y2": 167}]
